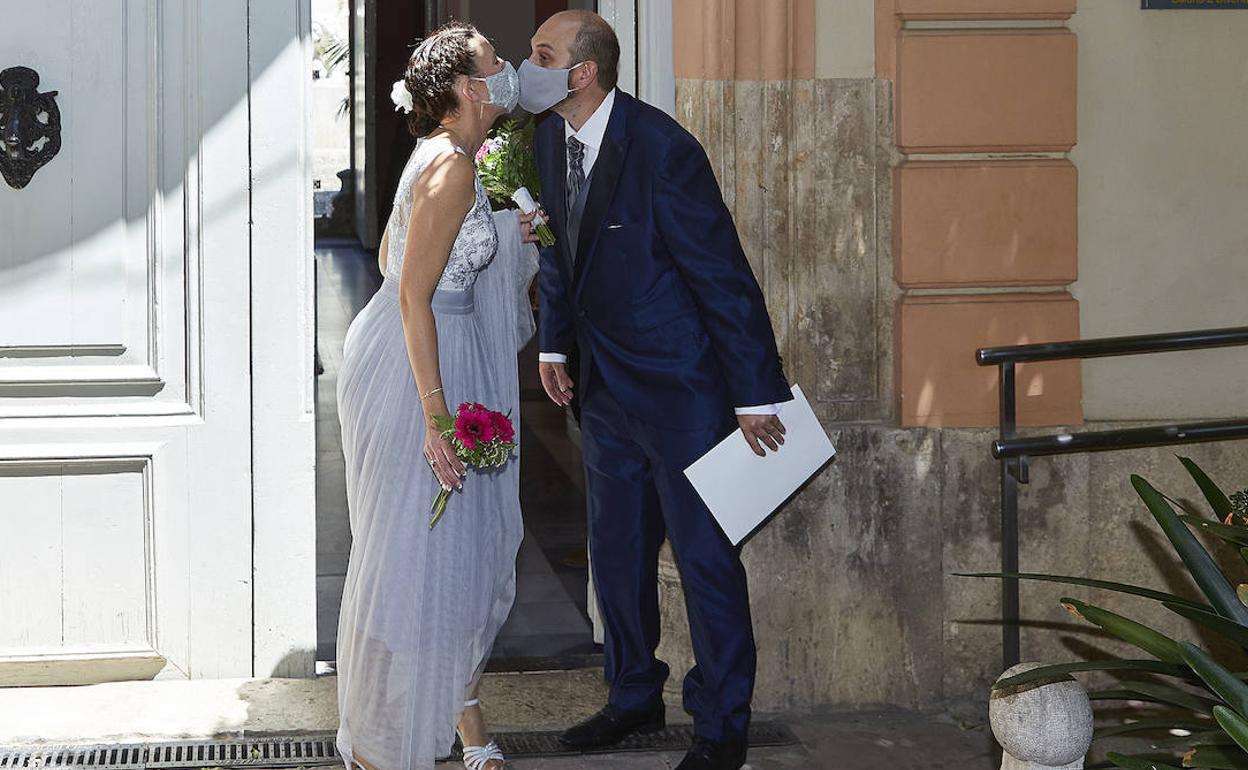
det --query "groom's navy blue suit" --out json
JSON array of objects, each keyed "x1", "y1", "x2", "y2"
[{"x1": 535, "y1": 90, "x2": 790, "y2": 742}]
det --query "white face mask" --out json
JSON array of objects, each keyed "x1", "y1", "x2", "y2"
[
  {"x1": 471, "y1": 60, "x2": 520, "y2": 112},
  {"x1": 517, "y1": 58, "x2": 587, "y2": 114}
]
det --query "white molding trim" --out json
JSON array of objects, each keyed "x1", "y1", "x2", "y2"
[
  {"x1": 637, "y1": 0, "x2": 674, "y2": 116},
  {"x1": 247, "y1": 0, "x2": 318, "y2": 679},
  {"x1": 597, "y1": 0, "x2": 637, "y2": 97},
  {"x1": 599, "y1": 0, "x2": 673, "y2": 114}
]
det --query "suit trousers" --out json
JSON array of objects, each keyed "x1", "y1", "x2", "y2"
[{"x1": 579, "y1": 366, "x2": 756, "y2": 741}]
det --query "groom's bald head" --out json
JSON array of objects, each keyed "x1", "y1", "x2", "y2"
[{"x1": 534, "y1": 10, "x2": 619, "y2": 92}]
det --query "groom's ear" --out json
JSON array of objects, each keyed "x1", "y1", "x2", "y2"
[{"x1": 574, "y1": 59, "x2": 599, "y2": 90}]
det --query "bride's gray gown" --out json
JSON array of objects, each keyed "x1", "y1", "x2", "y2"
[{"x1": 335, "y1": 136, "x2": 535, "y2": 770}]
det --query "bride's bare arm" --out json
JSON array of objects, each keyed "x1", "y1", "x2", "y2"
[{"x1": 398, "y1": 150, "x2": 476, "y2": 488}]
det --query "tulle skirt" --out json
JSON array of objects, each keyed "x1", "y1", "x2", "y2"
[{"x1": 335, "y1": 213, "x2": 533, "y2": 770}]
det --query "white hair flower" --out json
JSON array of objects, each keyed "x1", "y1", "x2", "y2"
[{"x1": 390, "y1": 80, "x2": 414, "y2": 114}]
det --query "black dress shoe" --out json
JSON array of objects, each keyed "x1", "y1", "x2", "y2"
[
  {"x1": 675, "y1": 735, "x2": 748, "y2": 770},
  {"x1": 558, "y1": 703, "x2": 666, "y2": 749}
]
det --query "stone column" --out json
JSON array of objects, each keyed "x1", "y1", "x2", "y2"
[{"x1": 658, "y1": 0, "x2": 906, "y2": 713}]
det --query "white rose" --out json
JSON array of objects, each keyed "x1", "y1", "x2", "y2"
[{"x1": 390, "y1": 80, "x2": 414, "y2": 114}]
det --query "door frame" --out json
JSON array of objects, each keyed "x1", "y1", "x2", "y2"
[
  {"x1": 599, "y1": 0, "x2": 674, "y2": 115},
  {"x1": 249, "y1": 0, "x2": 318, "y2": 679}
]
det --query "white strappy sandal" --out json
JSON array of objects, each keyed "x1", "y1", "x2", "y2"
[{"x1": 460, "y1": 698, "x2": 506, "y2": 770}]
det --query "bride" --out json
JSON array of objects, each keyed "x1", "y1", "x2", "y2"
[{"x1": 335, "y1": 22, "x2": 537, "y2": 770}]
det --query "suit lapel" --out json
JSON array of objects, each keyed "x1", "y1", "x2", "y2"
[{"x1": 573, "y1": 93, "x2": 632, "y2": 293}]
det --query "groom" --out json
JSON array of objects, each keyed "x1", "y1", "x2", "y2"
[{"x1": 526, "y1": 11, "x2": 791, "y2": 770}]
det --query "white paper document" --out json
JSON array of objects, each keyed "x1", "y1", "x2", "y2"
[{"x1": 684, "y1": 385, "x2": 836, "y2": 545}]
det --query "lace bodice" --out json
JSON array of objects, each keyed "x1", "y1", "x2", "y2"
[{"x1": 384, "y1": 137, "x2": 498, "y2": 292}]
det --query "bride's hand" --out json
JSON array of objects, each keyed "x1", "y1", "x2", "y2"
[{"x1": 424, "y1": 421, "x2": 466, "y2": 491}]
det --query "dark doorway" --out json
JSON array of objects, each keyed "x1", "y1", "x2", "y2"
[{"x1": 314, "y1": 0, "x2": 601, "y2": 674}]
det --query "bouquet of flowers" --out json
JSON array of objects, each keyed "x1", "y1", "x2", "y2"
[
  {"x1": 475, "y1": 118, "x2": 557, "y2": 248},
  {"x1": 428, "y1": 402, "x2": 518, "y2": 528}
]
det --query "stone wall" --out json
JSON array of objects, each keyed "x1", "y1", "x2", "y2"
[
  {"x1": 675, "y1": 77, "x2": 899, "y2": 424},
  {"x1": 659, "y1": 423, "x2": 1248, "y2": 714},
  {"x1": 658, "y1": 73, "x2": 1248, "y2": 716}
]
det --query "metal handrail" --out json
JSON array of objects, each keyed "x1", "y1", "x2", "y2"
[
  {"x1": 977, "y1": 325, "x2": 1248, "y2": 365},
  {"x1": 994, "y1": 419, "x2": 1248, "y2": 459},
  {"x1": 975, "y1": 325, "x2": 1248, "y2": 671}
]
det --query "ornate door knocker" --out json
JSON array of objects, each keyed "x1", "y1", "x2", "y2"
[{"x1": 0, "y1": 66, "x2": 62, "y2": 190}]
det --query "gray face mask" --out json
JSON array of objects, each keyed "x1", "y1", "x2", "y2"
[
  {"x1": 517, "y1": 58, "x2": 586, "y2": 114},
  {"x1": 472, "y1": 60, "x2": 520, "y2": 112}
]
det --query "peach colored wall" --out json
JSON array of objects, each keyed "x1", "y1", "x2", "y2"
[
  {"x1": 896, "y1": 30, "x2": 1077, "y2": 153},
  {"x1": 672, "y1": 0, "x2": 815, "y2": 80},
  {"x1": 880, "y1": 1, "x2": 1083, "y2": 427},
  {"x1": 896, "y1": 0, "x2": 1075, "y2": 19},
  {"x1": 898, "y1": 294, "x2": 1083, "y2": 427},
  {"x1": 875, "y1": 0, "x2": 900, "y2": 79},
  {"x1": 895, "y1": 160, "x2": 1078, "y2": 288}
]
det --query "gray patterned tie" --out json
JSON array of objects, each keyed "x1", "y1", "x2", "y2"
[{"x1": 567, "y1": 137, "x2": 586, "y2": 215}]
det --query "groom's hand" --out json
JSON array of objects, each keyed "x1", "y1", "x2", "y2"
[
  {"x1": 739, "y1": 414, "x2": 786, "y2": 457},
  {"x1": 540, "y1": 362, "x2": 575, "y2": 407}
]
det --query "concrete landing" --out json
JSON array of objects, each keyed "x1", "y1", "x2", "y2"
[
  {"x1": 0, "y1": 670, "x2": 998, "y2": 769},
  {"x1": 0, "y1": 670, "x2": 612, "y2": 746}
]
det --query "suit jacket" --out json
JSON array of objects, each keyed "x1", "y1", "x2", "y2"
[{"x1": 535, "y1": 90, "x2": 791, "y2": 430}]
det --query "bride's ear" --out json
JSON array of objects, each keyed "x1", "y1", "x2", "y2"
[{"x1": 462, "y1": 77, "x2": 484, "y2": 106}]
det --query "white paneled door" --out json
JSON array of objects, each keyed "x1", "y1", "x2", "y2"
[{"x1": 0, "y1": 0, "x2": 275, "y2": 685}]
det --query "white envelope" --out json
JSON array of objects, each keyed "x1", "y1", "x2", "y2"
[{"x1": 684, "y1": 385, "x2": 836, "y2": 545}]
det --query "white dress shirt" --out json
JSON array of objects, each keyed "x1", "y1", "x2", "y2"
[{"x1": 539, "y1": 89, "x2": 778, "y2": 417}]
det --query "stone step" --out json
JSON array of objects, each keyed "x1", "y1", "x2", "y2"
[{"x1": 0, "y1": 668, "x2": 614, "y2": 747}]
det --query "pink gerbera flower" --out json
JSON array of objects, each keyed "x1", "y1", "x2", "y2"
[
  {"x1": 489, "y1": 410, "x2": 515, "y2": 444},
  {"x1": 454, "y1": 405, "x2": 495, "y2": 449}
]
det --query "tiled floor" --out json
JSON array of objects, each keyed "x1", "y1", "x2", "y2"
[{"x1": 314, "y1": 238, "x2": 596, "y2": 666}]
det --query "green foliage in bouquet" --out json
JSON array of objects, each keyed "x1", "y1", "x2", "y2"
[
  {"x1": 961, "y1": 457, "x2": 1248, "y2": 768},
  {"x1": 476, "y1": 118, "x2": 542, "y2": 209},
  {"x1": 475, "y1": 118, "x2": 555, "y2": 246}
]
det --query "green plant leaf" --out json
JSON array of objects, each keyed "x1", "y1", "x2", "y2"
[
  {"x1": 1183, "y1": 746, "x2": 1248, "y2": 769},
  {"x1": 1166, "y1": 602, "x2": 1248, "y2": 650},
  {"x1": 1214, "y1": 705, "x2": 1248, "y2": 753},
  {"x1": 955, "y1": 572, "x2": 1211, "y2": 612},
  {"x1": 1090, "y1": 688, "x2": 1147, "y2": 701},
  {"x1": 1096, "y1": 719, "x2": 1216, "y2": 739},
  {"x1": 1133, "y1": 475, "x2": 1248, "y2": 625},
  {"x1": 1063, "y1": 597, "x2": 1184, "y2": 663},
  {"x1": 1090, "y1": 681, "x2": 1217, "y2": 712},
  {"x1": 993, "y1": 659, "x2": 1195, "y2": 690},
  {"x1": 1180, "y1": 456, "x2": 1233, "y2": 518},
  {"x1": 1105, "y1": 752, "x2": 1184, "y2": 770},
  {"x1": 1181, "y1": 642, "x2": 1248, "y2": 719},
  {"x1": 1180, "y1": 515, "x2": 1248, "y2": 548}
]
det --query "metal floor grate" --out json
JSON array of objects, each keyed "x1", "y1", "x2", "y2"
[
  {"x1": 0, "y1": 723, "x2": 799, "y2": 769},
  {"x1": 0, "y1": 737, "x2": 341, "y2": 770}
]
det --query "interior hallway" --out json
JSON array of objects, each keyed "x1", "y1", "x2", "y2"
[{"x1": 313, "y1": 238, "x2": 598, "y2": 669}]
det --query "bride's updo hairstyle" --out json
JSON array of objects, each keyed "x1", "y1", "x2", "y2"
[{"x1": 402, "y1": 21, "x2": 481, "y2": 137}]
